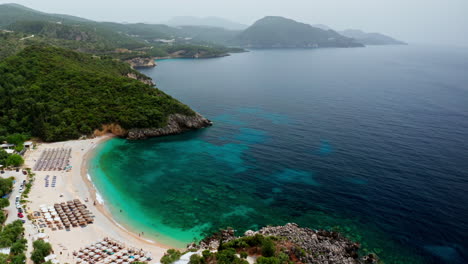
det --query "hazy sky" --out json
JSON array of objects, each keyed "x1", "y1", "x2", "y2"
[{"x1": 2, "y1": 0, "x2": 468, "y2": 45}]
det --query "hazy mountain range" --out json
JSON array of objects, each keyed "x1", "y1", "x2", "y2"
[
  {"x1": 0, "y1": 3, "x2": 406, "y2": 55},
  {"x1": 166, "y1": 16, "x2": 248, "y2": 30}
]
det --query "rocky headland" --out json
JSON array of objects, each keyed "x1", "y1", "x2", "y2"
[
  {"x1": 125, "y1": 56, "x2": 157, "y2": 68},
  {"x1": 126, "y1": 113, "x2": 212, "y2": 139},
  {"x1": 187, "y1": 223, "x2": 379, "y2": 264}
]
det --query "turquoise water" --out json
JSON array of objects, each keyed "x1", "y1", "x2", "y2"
[{"x1": 89, "y1": 46, "x2": 468, "y2": 263}]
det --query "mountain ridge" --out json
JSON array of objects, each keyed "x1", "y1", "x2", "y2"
[{"x1": 233, "y1": 16, "x2": 363, "y2": 48}]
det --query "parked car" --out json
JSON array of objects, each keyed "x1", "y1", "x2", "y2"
[
  {"x1": 17, "y1": 213, "x2": 24, "y2": 218},
  {"x1": 18, "y1": 208, "x2": 23, "y2": 213},
  {"x1": 16, "y1": 203, "x2": 21, "y2": 209},
  {"x1": 15, "y1": 196, "x2": 20, "y2": 202},
  {"x1": 18, "y1": 187, "x2": 23, "y2": 193},
  {"x1": 22, "y1": 170, "x2": 27, "y2": 175}
]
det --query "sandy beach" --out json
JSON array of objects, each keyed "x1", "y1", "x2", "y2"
[{"x1": 23, "y1": 135, "x2": 172, "y2": 264}]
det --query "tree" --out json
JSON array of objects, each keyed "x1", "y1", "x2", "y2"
[
  {"x1": 0, "y1": 198, "x2": 9, "y2": 208},
  {"x1": 6, "y1": 154, "x2": 24, "y2": 167},
  {"x1": 10, "y1": 239, "x2": 27, "y2": 255},
  {"x1": 0, "y1": 178, "x2": 13, "y2": 197},
  {"x1": 0, "y1": 149, "x2": 8, "y2": 166},
  {"x1": 261, "y1": 238, "x2": 276, "y2": 258},
  {"x1": 6, "y1": 133, "x2": 28, "y2": 145},
  {"x1": 31, "y1": 240, "x2": 52, "y2": 264}
]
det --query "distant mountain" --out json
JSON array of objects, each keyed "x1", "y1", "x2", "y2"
[
  {"x1": 312, "y1": 24, "x2": 332, "y2": 31},
  {"x1": 339, "y1": 29, "x2": 407, "y2": 45},
  {"x1": 166, "y1": 16, "x2": 248, "y2": 30},
  {"x1": 0, "y1": 3, "x2": 90, "y2": 27},
  {"x1": 233, "y1": 16, "x2": 363, "y2": 48},
  {"x1": 177, "y1": 26, "x2": 241, "y2": 45}
]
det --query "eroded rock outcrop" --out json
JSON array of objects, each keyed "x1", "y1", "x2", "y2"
[
  {"x1": 126, "y1": 113, "x2": 212, "y2": 139},
  {"x1": 125, "y1": 57, "x2": 157, "y2": 68},
  {"x1": 126, "y1": 72, "x2": 155, "y2": 86}
]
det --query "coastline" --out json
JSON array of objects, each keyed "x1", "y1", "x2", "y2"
[
  {"x1": 24, "y1": 135, "x2": 175, "y2": 264},
  {"x1": 81, "y1": 136, "x2": 185, "y2": 249}
]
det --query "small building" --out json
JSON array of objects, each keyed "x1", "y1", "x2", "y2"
[
  {"x1": 0, "y1": 143, "x2": 15, "y2": 149},
  {"x1": 24, "y1": 141, "x2": 34, "y2": 149}
]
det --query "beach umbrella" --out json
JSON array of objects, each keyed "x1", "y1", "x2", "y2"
[
  {"x1": 93, "y1": 255, "x2": 100, "y2": 259},
  {"x1": 36, "y1": 233, "x2": 47, "y2": 239},
  {"x1": 122, "y1": 256, "x2": 129, "y2": 261},
  {"x1": 89, "y1": 252, "x2": 95, "y2": 257},
  {"x1": 51, "y1": 211, "x2": 58, "y2": 216},
  {"x1": 116, "y1": 260, "x2": 123, "y2": 263}
]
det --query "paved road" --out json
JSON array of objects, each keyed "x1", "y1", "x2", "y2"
[{"x1": 2, "y1": 169, "x2": 39, "y2": 264}]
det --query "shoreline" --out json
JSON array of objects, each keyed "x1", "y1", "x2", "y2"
[
  {"x1": 24, "y1": 135, "x2": 176, "y2": 264},
  {"x1": 80, "y1": 135, "x2": 184, "y2": 249}
]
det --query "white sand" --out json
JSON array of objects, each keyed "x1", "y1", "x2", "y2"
[{"x1": 23, "y1": 136, "x2": 172, "y2": 264}]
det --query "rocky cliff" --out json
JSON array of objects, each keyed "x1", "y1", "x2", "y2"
[
  {"x1": 188, "y1": 223, "x2": 378, "y2": 264},
  {"x1": 125, "y1": 57, "x2": 157, "y2": 68},
  {"x1": 126, "y1": 72, "x2": 155, "y2": 86},
  {"x1": 126, "y1": 113, "x2": 212, "y2": 139}
]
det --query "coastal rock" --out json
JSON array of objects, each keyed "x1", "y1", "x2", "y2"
[
  {"x1": 126, "y1": 113, "x2": 212, "y2": 139},
  {"x1": 125, "y1": 57, "x2": 157, "y2": 68},
  {"x1": 256, "y1": 223, "x2": 373, "y2": 264},
  {"x1": 126, "y1": 72, "x2": 155, "y2": 86},
  {"x1": 190, "y1": 223, "x2": 378, "y2": 264}
]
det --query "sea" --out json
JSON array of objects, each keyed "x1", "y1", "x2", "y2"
[{"x1": 88, "y1": 45, "x2": 468, "y2": 264}]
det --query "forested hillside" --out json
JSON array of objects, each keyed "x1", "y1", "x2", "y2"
[{"x1": 0, "y1": 46, "x2": 194, "y2": 141}]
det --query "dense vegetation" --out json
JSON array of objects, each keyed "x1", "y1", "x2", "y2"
[
  {"x1": 160, "y1": 234, "x2": 304, "y2": 264},
  {"x1": 0, "y1": 220, "x2": 28, "y2": 264},
  {"x1": 31, "y1": 240, "x2": 53, "y2": 264},
  {"x1": 0, "y1": 45, "x2": 194, "y2": 141},
  {"x1": 0, "y1": 4, "x2": 243, "y2": 61},
  {"x1": 8, "y1": 20, "x2": 146, "y2": 50},
  {"x1": 233, "y1": 16, "x2": 363, "y2": 48}
]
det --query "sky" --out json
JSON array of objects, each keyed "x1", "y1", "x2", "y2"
[{"x1": 2, "y1": 0, "x2": 468, "y2": 45}]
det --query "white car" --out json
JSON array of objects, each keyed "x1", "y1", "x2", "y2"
[
  {"x1": 18, "y1": 188, "x2": 23, "y2": 193},
  {"x1": 16, "y1": 203, "x2": 21, "y2": 209}
]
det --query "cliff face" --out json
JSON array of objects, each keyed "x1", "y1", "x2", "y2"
[
  {"x1": 125, "y1": 57, "x2": 157, "y2": 68},
  {"x1": 126, "y1": 113, "x2": 212, "y2": 139},
  {"x1": 126, "y1": 72, "x2": 155, "y2": 86}
]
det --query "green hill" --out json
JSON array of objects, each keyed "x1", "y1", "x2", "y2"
[
  {"x1": 0, "y1": 3, "x2": 89, "y2": 27},
  {"x1": 233, "y1": 16, "x2": 363, "y2": 48},
  {"x1": 0, "y1": 4, "x2": 240, "y2": 61},
  {"x1": 0, "y1": 46, "x2": 196, "y2": 141}
]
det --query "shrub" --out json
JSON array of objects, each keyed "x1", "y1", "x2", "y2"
[
  {"x1": 6, "y1": 154, "x2": 24, "y2": 167},
  {"x1": 256, "y1": 256, "x2": 280, "y2": 264},
  {"x1": 261, "y1": 238, "x2": 276, "y2": 257},
  {"x1": 160, "y1": 249, "x2": 182, "y2": 264},
  {"x1": 240, "y1": 252, "x2": 248, "y2": 259},
  {"x1": 188, "y1": 254, "x2": 202, "y2": 264},
  {"x1": 31, "y1": 240, "x2": 52, "y2": 264}
]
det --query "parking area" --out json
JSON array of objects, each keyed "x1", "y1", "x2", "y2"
[{"x1": 1, "y1": 169, "x2": 28, "y2": 224}]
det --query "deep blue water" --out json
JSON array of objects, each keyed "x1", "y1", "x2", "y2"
[{"x1": 91, "y1": 45, "x2": 468, "y2": 264}]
